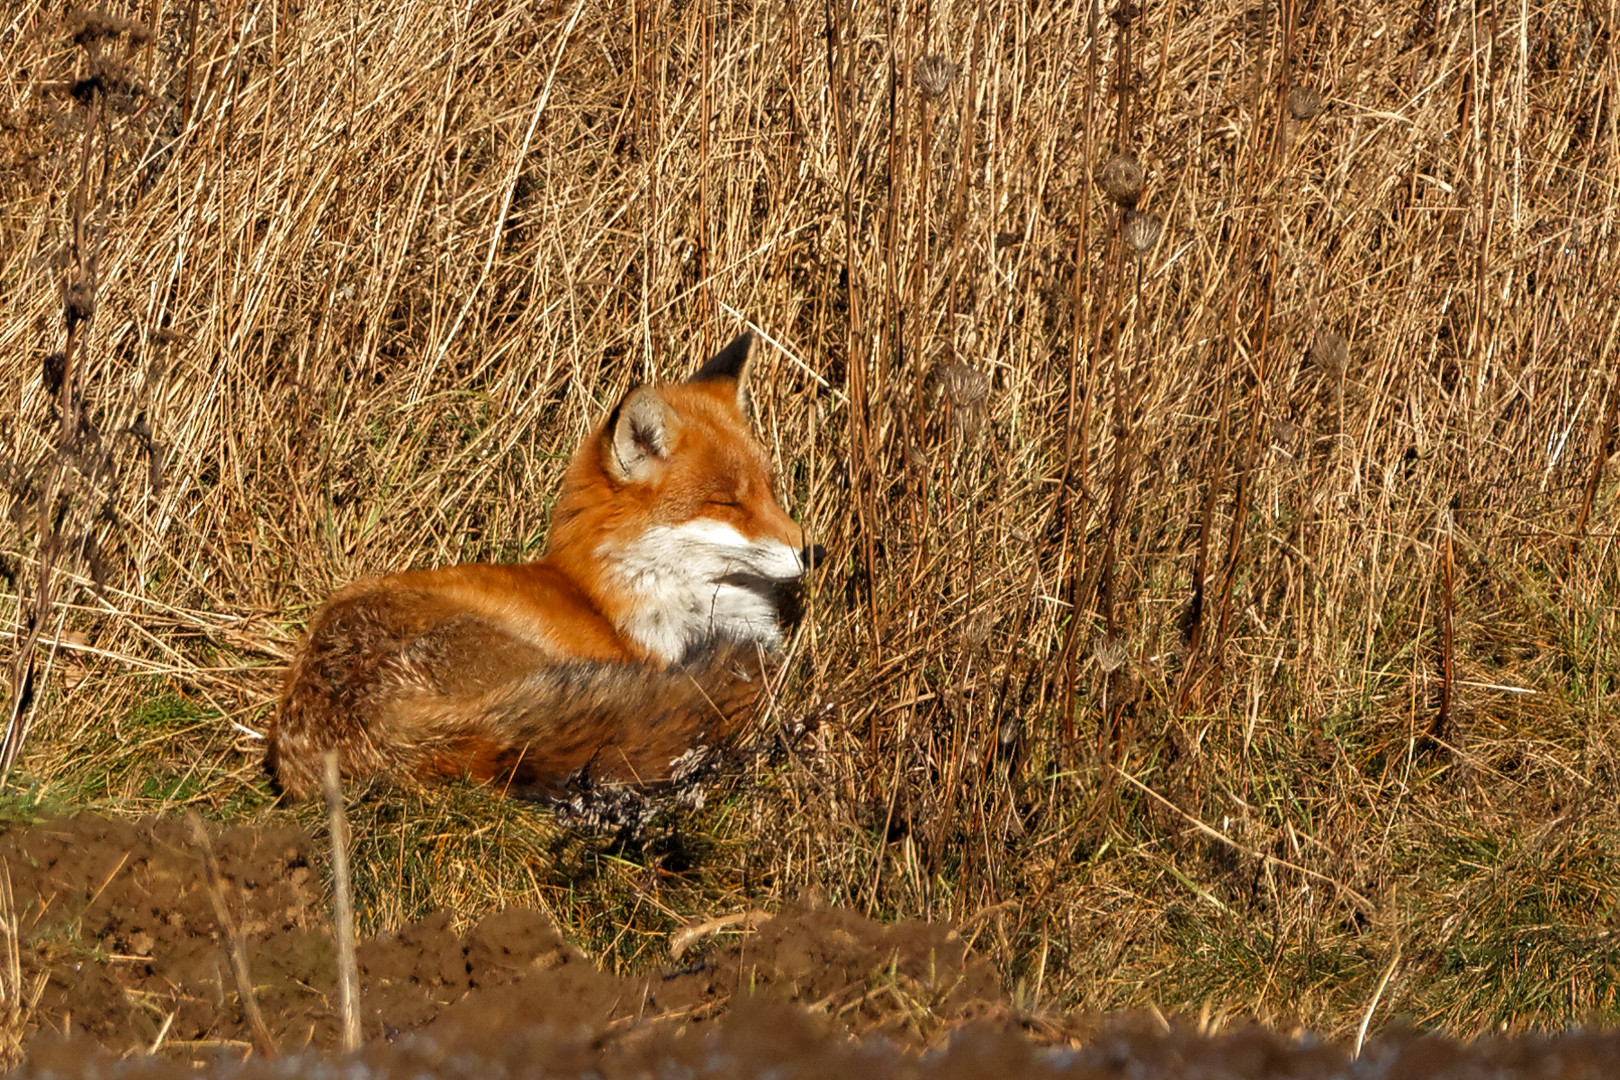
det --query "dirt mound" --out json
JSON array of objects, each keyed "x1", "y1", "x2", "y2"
[
  {"x1": 4, "y1": 813, "x2": 1618, "y2": 1078},
  {"x1": 0, "y1": 813, "x2": 997, "y2": 1057},
  {"x1": 1, "y1": 813, "x2": 325, "y2": 1052}
]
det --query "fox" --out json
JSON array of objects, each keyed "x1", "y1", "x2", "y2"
[{"x1": 267, "y1": 332, "x2": 818, "y2": 805}]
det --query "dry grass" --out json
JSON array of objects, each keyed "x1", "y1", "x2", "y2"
[{"x1": 2, "y1": 0, "x2": 1619, "y2": 1043}]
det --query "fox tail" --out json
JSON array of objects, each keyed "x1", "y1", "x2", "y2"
[{"x1": 268, "y1": 640, "x2": 770, "y2": 807}]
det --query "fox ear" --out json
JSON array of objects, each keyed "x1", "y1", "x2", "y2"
[
  {"x1": 689, "y1": 332, "x2": 751, "y2": 383},
  {"x1": 606, "y1": 386, "x2": 673, "y2": 483},
  {"x1": 688, "y1": 332, "x2": 753, "y2": 413}
]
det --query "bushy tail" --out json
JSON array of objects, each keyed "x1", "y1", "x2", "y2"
[
  {"x1": 388, "y1": 640, "x2": 768, "y2": 797},
  {"x1": 269, "y1": 623, "x2": 769, "y2": 802}
]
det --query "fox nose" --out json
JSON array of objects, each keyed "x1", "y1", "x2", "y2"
[{"x1": 801, "y1": 544, "x2": 827, "y2": 571}]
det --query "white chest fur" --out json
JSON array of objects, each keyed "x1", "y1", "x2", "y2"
[{"x1": 605, "y1": 520, "x2": 803, "y2": 664}]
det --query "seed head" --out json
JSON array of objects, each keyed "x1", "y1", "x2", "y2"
[
  {"x1": 42, "y1": 352, "x2": 67, "y2": 396},
  {"x1": 938, "y1": 360, "x2": 990, "y2": 408},
  {"x1": 64, "y1": 279, "x2": 96, "y2": 330},
  {"x1": 928, "y1": 360, "x2": 991, "y2": 442},
  {"x1": 1270, "y1": 416, "x2": 1302, "y2": 447},
  {"x1": 1287, "y1": 85, "x2": 1323, "y2": 121},
  {"x1": 917, "y1": 55, "x2": 958, "y2": 100},
  {"x1": 1097, "y1": 152, "x2": 1144, "y2": 207},
  {"x1": 962, "y1": 610, "x2": 995, "y2": 648},
  {"x1": 1123, "y1": 210, "x2": 1162, "y2": 256},
  {"x1": 1094, "y1": 637, "x2": 1131, "y2": 674},
  {"x1": 1310, "y1": 330, "x2": 1349, "y2": 377},
  {"x1": 69, "y1": 75, "x2": 106, "y2": 104}
]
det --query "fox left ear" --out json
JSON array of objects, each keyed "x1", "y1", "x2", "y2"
[
  {"x1": 606, "y1": 386, "x2": 675, "y2": 484},
  {"x1": 688, "y1": 332, "x2": 754, "y2": 415}
]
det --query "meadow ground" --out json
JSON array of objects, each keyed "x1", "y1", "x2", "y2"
[
  {"x1": 4, "y1": 812, "x2": 1620, "y2": 1079},
  {"x1": 2, "y1": 0, "x2": 1619, "y2": 1064}
]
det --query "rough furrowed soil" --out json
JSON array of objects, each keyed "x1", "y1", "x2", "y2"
[{"x1": 3, "y1": 814, "x2": 1617, "y2": 1079}]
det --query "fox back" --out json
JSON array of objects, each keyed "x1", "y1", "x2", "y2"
[{"x1": 268, "y1": 332, "x2": 814, "y2": 803}]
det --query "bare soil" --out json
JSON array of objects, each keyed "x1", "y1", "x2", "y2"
[
  {"x1": 3, "y1": 812, "x2": 1002, "y2": 1056},
  {"x1": 2, "y1": 813, "x2": 1617, "y2": 1079}
]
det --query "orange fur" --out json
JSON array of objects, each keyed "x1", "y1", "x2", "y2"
[{"x1": 267, "y1": 333, "x2": 810, "y2": 803}]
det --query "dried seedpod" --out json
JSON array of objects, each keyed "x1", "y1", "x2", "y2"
[
  {"x1": 928, "y1": 359, "x2": 992, "y2": 441},
  {"x1": 1270, "y1": 416, "x2": 1302, "y2": 448},
  {"x1": 1310, "y1": 330, "x2": 1349, "y2": 376},
  {"x1": 997, "y1": 713, "x2": 1022, "y2": 758},
  {"x1": 1287, "y1": 85, "x2": 1323, "y2": 121},
  {"x1": 1097, "y1": 152, "x2": 1144, "y2": 207},
  {"x1": 63, "y1": 280, "x2": 95, "y2": 329},
  {"x1": 1093, "y1": 637, "x2": 1131, "y2": 674},
  {"x1": 42, "y1": 352, "x2": 67, "y2": 396},
  {"x1": 961, "y1": 609, "x2": 996, "y2": 649},
  {"x1": 937, "y1": 359, "x2": 990, "y2": 409},
  {"x1": 916, "y1": 54, "x2": 958, "y2": 100},
  {"x1": 1123, "y1": 210, "x2": 1162, "y2": 256}
]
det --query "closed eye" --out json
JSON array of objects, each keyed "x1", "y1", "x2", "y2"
[{"x1": 708, "y1": 497, "x2": 743, "y2": 509}]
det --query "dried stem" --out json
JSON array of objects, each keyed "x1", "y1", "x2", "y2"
[
  {"x1": 321, "y1": 752, "x2": 362, "y2": 1053},
  {"x1": 187, "y1": 812, "x2": 277, "y2": 1059}
]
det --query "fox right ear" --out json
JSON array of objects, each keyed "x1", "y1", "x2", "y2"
[
  {"x1": 606, "y1": 386, "x2": 673, "y2": 483},
  {"x1": 689, "y1": 332, "x2": 752, "y2": 385},
  {"x1": 688, "y1": 332, "x2": 754, "y2": 417}
]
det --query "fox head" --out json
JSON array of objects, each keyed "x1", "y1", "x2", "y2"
[{"x1": 547, "y1": 333, "x2": 819, "y2": 664}]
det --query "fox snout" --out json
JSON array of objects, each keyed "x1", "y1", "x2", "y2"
[{"x1": 771, "y1": 544, "x2": 825, "y2": 631}]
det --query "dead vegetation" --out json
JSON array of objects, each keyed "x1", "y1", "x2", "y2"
[{"x1": 1, "y1": 0, "x2": 1617, "y2": 1050}]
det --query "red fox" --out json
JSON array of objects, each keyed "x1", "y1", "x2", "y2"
[{"x1": 267, "y1": 333, "x2": 817, "y2": 805}]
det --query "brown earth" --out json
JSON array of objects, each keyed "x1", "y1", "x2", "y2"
[{"x1": 3, "y1": 813, "x2": 1618, "y2": 1079}]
